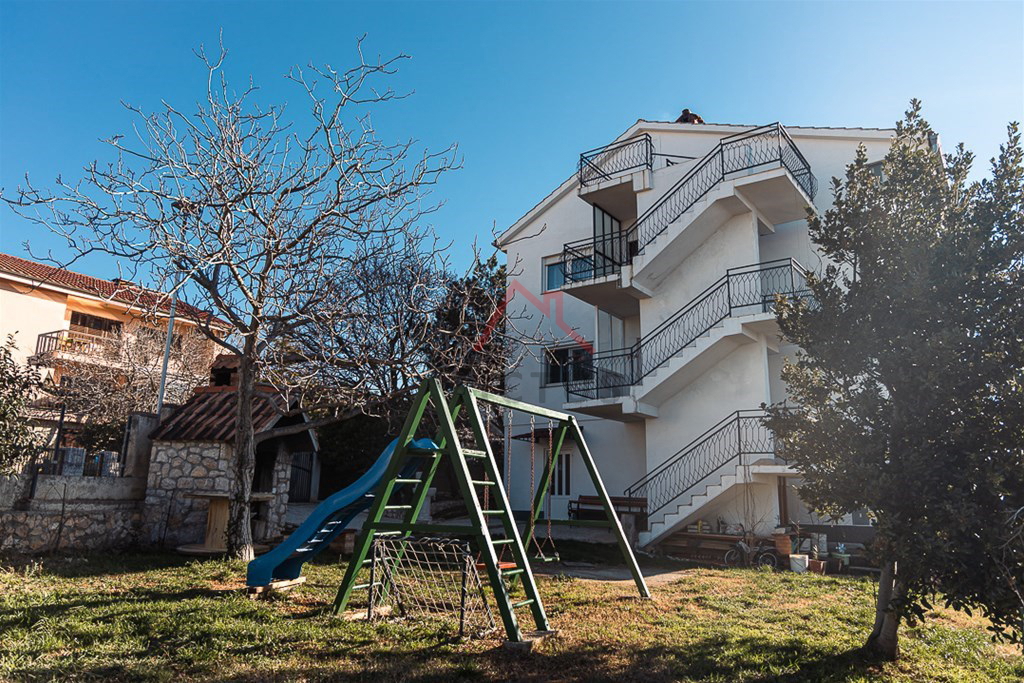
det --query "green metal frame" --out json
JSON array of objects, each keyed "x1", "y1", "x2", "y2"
[{"x1": 331, "y1": 379, "x2": 650, "y2": 642}]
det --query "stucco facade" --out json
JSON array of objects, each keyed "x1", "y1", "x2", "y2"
[{"x1": 497, "y1": 117, "x2": 897, "y2": 548}]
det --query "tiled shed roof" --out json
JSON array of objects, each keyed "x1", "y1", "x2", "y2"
[{"x1": 150, "y1": 386, "x2": 287, "y2": 442}]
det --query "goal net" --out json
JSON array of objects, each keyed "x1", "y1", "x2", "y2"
[{"x1": 369, "y1": 536, "x2": 496, "y2": 639}]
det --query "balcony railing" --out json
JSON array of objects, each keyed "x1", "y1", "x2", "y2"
[
  {"x1": 34, "y1": 329, "x2": 118, "y2": 359},
  {"x1": 578, "y1": 134, "x2": 655, "y2": 187},
  {"x1": 565, "y1": 259, "x2": 809, "y2": 401},
  {"x1": 563, "y1": 123, "x2": 817, "y2": 286},
  {"x1": 624, "y1": 410, "x2": 777, "y2": 519}
]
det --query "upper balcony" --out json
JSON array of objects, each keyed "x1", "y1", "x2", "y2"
[
  {"x1": 563, "y1": 123, "x2": 818, "y2": 299},
  {"x1": 33, "y1": 329, "x2": 119, "y2": 365},
  {"x1": 577, "y1": 134, "x2": 654, "y2": 220}
]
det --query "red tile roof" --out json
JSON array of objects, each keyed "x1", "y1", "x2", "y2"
[
  {"x1": 0, "y1": 252, "x2": 227, "y2": 327},
  {"x1": 150, "y1": 385, "x2": 297, "y2": 442}
]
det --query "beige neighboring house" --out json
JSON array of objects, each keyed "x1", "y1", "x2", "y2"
[{"x1": 0, "y1": 252, "x2": 224, "y2": 440}]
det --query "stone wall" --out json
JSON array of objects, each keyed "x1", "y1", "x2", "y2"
[
  {"x1": 259, "y1": 451, "x2": 292, "y2": 541},
  {"x1": 142, "y1": 440, "x2": 293, "y2": 548},
  {"x1": 0, "y1": 503, "x2": 141, "y2": 554},
  {"x1": 142, "y1": 440, "x2": 229, "y2": 547},
  {"x1": 0, "y1": 474, "x2": 145, "y2": 554}
]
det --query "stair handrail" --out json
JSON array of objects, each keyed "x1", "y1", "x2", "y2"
[
  {"x1": 627, "y1": 123, "x2": 816, "y2": 254},
  {"x1": 565, "y1": 259, "x2": 809, "y2": 401},
  {"x1": 562, "y1": 124, "x2": 816, "y2": 285},
  {"x1": 622, "y1": 410, "x2": 776, "y2": 518}
]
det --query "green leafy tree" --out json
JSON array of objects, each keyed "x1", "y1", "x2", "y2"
[
  {"x1": 0, "y1": 336, "x2": 48, "y2": 475},
  {"x1": 766, "y1": 101, "x2": 1023, "y2": 660}
]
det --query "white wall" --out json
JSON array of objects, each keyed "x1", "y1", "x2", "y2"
[{"x1": 499, "y1": 122, "x2": 897, "y2": 532}]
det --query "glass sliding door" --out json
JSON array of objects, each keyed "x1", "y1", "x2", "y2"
[{"x1": 592, "y1": 205, "x2": 622, "y2": 277}]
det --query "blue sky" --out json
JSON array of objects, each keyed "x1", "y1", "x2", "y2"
[{"x1": 1, "y1": 0, "x2": 1021, "y2": 277}]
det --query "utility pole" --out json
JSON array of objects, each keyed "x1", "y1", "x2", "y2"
[{"x1": 155, "y1": 282, "x2": 179, "y2": 417}]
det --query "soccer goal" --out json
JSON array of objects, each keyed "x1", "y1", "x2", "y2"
[{"x1": 368, "y1": 536, "x2": 496, "y2": 639}]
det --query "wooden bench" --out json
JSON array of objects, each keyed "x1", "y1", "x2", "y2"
[{"x1": 568, "y1": 495, "x2": 648, "y2": 531}]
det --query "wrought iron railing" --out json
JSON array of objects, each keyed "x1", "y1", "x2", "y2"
[
  {"x1": 578, "y1": 134, "x2": 654, "y2": 187},
  {"x1": 623, "y1": 410, "x2": 777, "y2": 519},
  {"x1": 34, "y1": 329, "x2": 118, "y2": 359},
  {"x1": 564, "y1": 123, "x2": 817, "y2": 285},
  {"x1": 565, "y1": 259, "x2": 809, "y2": 401}
]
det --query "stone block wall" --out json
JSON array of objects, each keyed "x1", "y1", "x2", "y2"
[
  {"x1": 142, "y1": 440, "x2": 293, "y2": 548},
  {"x1": 0, "y1": 503, "x2": 141, "y2": 554},
  {"x1": 142, "y1": 440, "x2": 230, "y2": 547}
]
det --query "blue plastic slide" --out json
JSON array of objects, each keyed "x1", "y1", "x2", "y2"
[{"x1": 246, "y1": 437, "x2": 438, "y2": 587}]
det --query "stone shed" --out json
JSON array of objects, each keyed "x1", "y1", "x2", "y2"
[{"x1": 142, "y1": 384, "x2": 318, "y2": 550}]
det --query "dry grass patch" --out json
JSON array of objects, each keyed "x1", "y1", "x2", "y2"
[{"x1": 0, "y1": 549, "x2": 1020, "y2": 682}]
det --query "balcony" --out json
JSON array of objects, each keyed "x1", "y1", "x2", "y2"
[
  {"x1": 577, "y1": 134, "x2": 654, "y2": 221},
  {"x1": 564, "y1": 259, "x2": 810, "y2": 419},
  {"x1": 33, "y1": 329, "x2": 119, "y2": 364},
  {"x1": 560, "y1": 234, "x2": 649, "y2": 317},
  {"x1": 563, "y1": 123, "x2": 817, "y2": 294}
]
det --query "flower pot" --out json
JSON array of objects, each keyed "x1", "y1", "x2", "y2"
[
  {"x1": 789, "y1": 554, "x2": 809, "y2": 573},
  {"x1": 807, "y1": 558, "x2": 826, "y2": 574}
]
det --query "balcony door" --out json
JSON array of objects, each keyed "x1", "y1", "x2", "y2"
[{"x1": 592, "y1": 205, "x2": 622, "y2": 277}]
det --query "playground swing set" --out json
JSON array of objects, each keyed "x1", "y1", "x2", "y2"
[{"x1": 246, "y1": 379, "x2": 650, "y2": 643}]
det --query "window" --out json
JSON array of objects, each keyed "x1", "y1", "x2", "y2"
[
  {"x1": 544, "y1": 345, "x2": 593, "y2": 385},
  {"x1": 70, "y1": 311, "x2": 122, "y2": 336},
  {"x1": 544, "y1": 260, "x2": 566, "y2": 291},
  {"x1": 553, "y1": 453, "x2": 571, "y2": 496}
]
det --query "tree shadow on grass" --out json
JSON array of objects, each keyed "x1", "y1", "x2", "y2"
[{"x1": 210, "y1": 634, "x2": 885, "y2": 683}]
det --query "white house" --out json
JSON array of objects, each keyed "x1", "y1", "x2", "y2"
[{"x1": 495, "y1": 112, "x2": 897, "y2": 554}]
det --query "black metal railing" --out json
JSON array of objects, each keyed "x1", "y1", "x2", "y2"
[
  {"x1": 578, "y1": 134, "x2": 654, "y2": 187},
  {"x1": 623, "y1": 410, "x2": 777, "y2": 520},
  {"x1": 565, "y1": 259, "x2": 809, "y2": 401},
  {"x1": 563, "y1": 123, "x2": 817, "y2": 285}
]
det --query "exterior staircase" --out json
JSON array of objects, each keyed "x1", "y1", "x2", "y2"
[
  {"x1": 565, "y1": 259, "x2": 809, "y2": 404},
  {"x1": 622, "y1": 410, "x2": 785, "y2": 547},
  {"x1": 562, "y1": 123, "x2": 817, "y2": 288}
]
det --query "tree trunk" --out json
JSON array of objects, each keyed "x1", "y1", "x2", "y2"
[
  {"x1": 864, "y1": 559, "x2": 903, "y2": 660},
  {"x1": 227, "y1": 348, "x2": 256, "y2": 561}
]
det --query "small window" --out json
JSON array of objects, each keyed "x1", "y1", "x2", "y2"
[
  {"x1": 866, "y1": 160, "x2": 885, "y2": 181},
  {"x1": 553, "y1": 452, "x2": 571, "y2": 496},
  {"x1": 544, "y1": 345, "x2": 593, "y2": 385},
  {"x1": 544, "y1": 261, "x2": 566, "y2": 291}
]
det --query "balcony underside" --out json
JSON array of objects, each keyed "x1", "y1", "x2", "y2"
[
  {"x1": 561, "y1": 394, "x2": 656, "y2": 423},
  {"x1": 578, "y1": 170, "x2": 648, "y2": 223},
  {"x1": 562, "y1": 272, "x2": 650, "y2": 318},
  {"x1": 632, "y1": 168, "x2": 813, "y2": 292}
]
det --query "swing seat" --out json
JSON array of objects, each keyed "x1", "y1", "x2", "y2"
[
  {"x1": 477, "y1": 561, "x2": 518, "y2": 571},
  {"x1": 531, "y1": 553, "x2": 560, "y2": 563}
]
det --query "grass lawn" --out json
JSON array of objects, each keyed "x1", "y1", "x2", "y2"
[{"x1": 0, "y1": 547, "x2": 1020, "y2": 682}]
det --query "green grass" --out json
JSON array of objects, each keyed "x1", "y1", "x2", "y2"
[{"x1": 0, "y1": 549, "x2": 1020, "y2": 682}]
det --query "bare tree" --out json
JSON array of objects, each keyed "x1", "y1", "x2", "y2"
[
  {"x1": 4, "y1": 39, "x2": 462, "y2": 559},
  {"x1": 46, "y1": 323, "x2": 214, "y2": 451}
]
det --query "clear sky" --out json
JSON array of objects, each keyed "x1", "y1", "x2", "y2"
[{"x1": 1, "y1": 0, "x2": 1021, "y2": 277}]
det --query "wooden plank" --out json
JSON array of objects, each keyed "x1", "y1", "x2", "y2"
[{"x1": 247, "y1": 576, "x2": 306, "y2": 597}]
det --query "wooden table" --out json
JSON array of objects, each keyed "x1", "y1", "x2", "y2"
[{"x1": 176, "y1": 491, "x2": 274, "y2": 556}]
